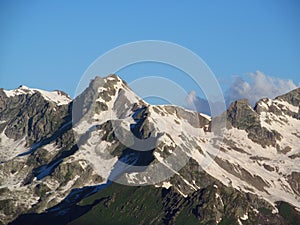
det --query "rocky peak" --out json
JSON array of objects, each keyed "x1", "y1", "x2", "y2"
[
  {"x1": 2, "y1": 85, "x2": 71, "y2": 106},
  {"x1": 227, "y1": 99, "x2": 259, "y2": 129},
  {"x1": 0, "y1": 85, "x2": 71, "y2": 156},
  {"x1": 17, "y1": 85, "x2": 30, "y2": 90},
  {"x1": 227, "y1": 98, "x2": 282, "y2": 147},
  {"x1": 254, "y1": 90, "x2": 300, "y2": 120},
  {"x1": 276, "y1": 87, "x2": 300, "y2": 107},
  {"x1": 89, "y1": 74, "x2": 127, "y2": 93},
  {"x1": 73, "y1": 74, "x2": 145, "y2": 124}
]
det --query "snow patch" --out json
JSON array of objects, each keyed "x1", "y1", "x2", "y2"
[
  {"x1": 237, "y1": 219, "x2": 243, "y2": 225},
  {"x1": 175, "y1": 188, "x2": 188, "y2": 198},
  {"x1": 240, "y1": 213, "x2": 248, "y2": 220},
  {"x1": 162, "y1": 181, "x2": 172, "y2": 189},
  {"x1": 274, "y1": 99, "x2": 299, "y2": 113},
  {"x1": 200, "y1": 113, "x2": 211, "y2": 121},
  {"x1": 215, "y1": 192, "x2": 224, "y2": 206},
  {"x1": 194, "y1": 126, "x2": 300, "y2": 209}
]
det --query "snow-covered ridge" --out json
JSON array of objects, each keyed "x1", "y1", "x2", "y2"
[
  {"x1": 3, "y1": 85, "x2": 71, "y2": 106},
  {"x1": 256, "y1": 97, "x2": 299, "y2": 114}
]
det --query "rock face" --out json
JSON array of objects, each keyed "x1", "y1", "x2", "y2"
[
  {"x1": 227, "y1": 99, "x2": 282, "y2": 147},
  {"x1": 0, "y1": 87, "x2": 71, "y2": 146},
  {"x1": 0, "y1": 75, "x2": 299, "y2": 225},
  {"x1": 277, "y1": 88, "x2": 300, "y2": 107}
]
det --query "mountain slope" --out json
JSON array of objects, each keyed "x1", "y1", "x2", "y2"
[{"x1": 0, "y1": 75, "x2": 299, "y2": 225}]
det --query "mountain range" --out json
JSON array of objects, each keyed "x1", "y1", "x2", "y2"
[{"x1": 0, "y1": 74, "x2": 299, "y2": 225}]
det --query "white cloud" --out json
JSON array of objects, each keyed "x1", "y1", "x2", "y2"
[
  {"x1": 226, "y1": 71, "x2": 298, "y2": 106},
  {"x1": 185, "y1": 71, "x2": 299, "y2": 115}
]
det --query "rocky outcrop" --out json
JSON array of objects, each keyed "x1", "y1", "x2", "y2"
[
  {"x1": 227, "y1": 99, "x2": 282, "y2": 147},
  {"x1": 277, "y1": 88, "x2": 300, "y2": 107},
  {"x1": 0, "y1": 89, "x2": 70, "y2": 146}
]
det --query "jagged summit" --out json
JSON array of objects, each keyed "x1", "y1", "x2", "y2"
[
  {"x1": 17, "y1": 85, "x2": 30, "y2": 89},
  {"x1": 2, "y1": 84, "x2": 71, "y2": 106},
  {"x1": 276, "y1": 87, "x2": 300, "y2": 107}
]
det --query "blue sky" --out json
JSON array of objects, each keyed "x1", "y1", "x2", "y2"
[{"x1": 1, "y1": 0, "x2": 300, "y2": 101}]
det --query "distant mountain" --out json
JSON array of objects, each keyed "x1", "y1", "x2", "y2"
[{"x1": 0, "y1": 75, "x2": 299, "y2": 225}]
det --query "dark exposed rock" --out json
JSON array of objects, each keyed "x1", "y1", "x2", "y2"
[
  {"x1": 227, "y1": 99, "x2": 282, "y2": 147},
  {"x1": 263, "y1": 163, "x2": 275, "y2": 172},
  {"x1": 287, "y1": 172, "x2": 300, "y2": 195},
  {"x1": 164, "y1": 105, "x2": 210, "y2": 129},
  {"x1": 34, "y1": 183, "x2": 51, "y2": 199},
  {"x1": 214, "y1": 157, "x2": 269, "y2": 192},
  {"x1": 72, "y1": 76, "x2": 105, "y2": 124},
  {"x1": 255, "y1": 93, "x2": 300, "y2": 120},
  {"x1": 276, "y1": 88, "x2": 300, "y2": 107},
  {"x1": 227, "y1": 99, "x2": 259, "y2": 129},
  {"x1": 0, "y1": 91, "x2": 69, "y2": 146}
]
